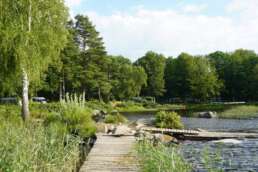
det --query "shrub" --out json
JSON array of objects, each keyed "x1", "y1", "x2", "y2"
[
  {"x1": 155, "y1": 111, "x2": 184, "y2": 129},
  {"x1": 104, "y1": 113, "x2": 128, "y2": 124}
]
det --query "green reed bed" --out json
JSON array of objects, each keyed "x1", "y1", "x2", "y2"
[
  {"x1": 0, "y1": 116, "x2": 80, "y2": 172},
  {"x1": 136, "y1": 140, "x2": 192, "y2": 172}
]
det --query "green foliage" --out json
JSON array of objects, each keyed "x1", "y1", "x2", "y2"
[
  {"x1": 135, "y1": 51, "x2": 166, "y2": 97},
  {"x1": 74, "y1": 15, "x2": 111, "y2": 100},
  {"x1": 207, "y1": 49, "x2": 258, "y2": 101},
  {"x1": 0, "y1": 0, "x2": 68, "y2": 88},
  {"x1": 155, "y1": 111, "x2": 184, "y2": 129},
  {"x1": 85, "y1": 100, "x2": 113, "y2": 112},
  {"x1": 136, "y1": 140, "x2": 192, "y2": 172},
  {"x1": 189, "y1": 56, "x2": 222, "y2": 100},
  {"x1": 104, "y1": 113, "x2": 128, "y2": 124},
  {"x1": 219, "y1": 105, "x2": 258, "y2": 119},
  {"x1": 109, "y1": 56, "x2": 147, "y2": 100},
  {"x1": 0, "y1": 115, "x2": 80, "y2": 172},
  {"x1": 114, "y1": 101, "x2": 146, "y2": 112},
  {"x1": 165, "y1": 53, "x2": 222, "y2": 101}
]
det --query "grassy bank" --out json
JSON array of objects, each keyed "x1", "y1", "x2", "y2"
[
  {"x1": 136, "y1": 140, "x2": 192, "y2": 172},
  {"x1": 0, "y1": 95, "x2": 97, "y2": 171},
  {"x1": 218, "y1": 105, "x2": 258, "y2": 119},
  {"x1": 0, "y1": 115, "x2": 80, "y2": 172},
  {"x1": 113, "y1": 101, "x2": 185, "y2": 113}
]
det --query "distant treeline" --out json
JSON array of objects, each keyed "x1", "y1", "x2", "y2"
[{"x1": 1, "y1": 15, "x2": 258, "y2": 102}]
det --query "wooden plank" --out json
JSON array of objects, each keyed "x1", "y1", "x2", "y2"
[
  {"x1": 141, "y1": 127, "x2": 199, "y2": 135},
  {"x1": 80, "y1": 135, "x2": 139, "y2": 172}
]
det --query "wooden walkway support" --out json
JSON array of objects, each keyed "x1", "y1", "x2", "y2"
[
  {"x1": 141, "y1": 127, "x2": 258, "y2": 141},
  {"x1": 80, "y1": 134, "x2": 139, "y2": 172}
]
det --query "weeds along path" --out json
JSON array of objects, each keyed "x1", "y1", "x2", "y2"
[{"x1": 80, "y1": 134, "x2": 139, "y2": 172}]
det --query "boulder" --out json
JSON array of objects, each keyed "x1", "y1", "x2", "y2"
[
  {"x1": 198, "y1": 111, "x2": 217, "y2": 118},
  {"x1": 92, "y1": 109, "x2": 106, "y2": 122},
  {"x1": 105, "y1": 124, "x2": 116, "y2": 135},
  {"x1": 154, "y1": 134, "x2": 179, "y2": 144},
  {"x1": 114, "y1": 125, "x2": 135, "y2": 136}
]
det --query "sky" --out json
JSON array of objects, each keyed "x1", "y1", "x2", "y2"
[{"x1": 65, "y1": 0, "x2": 258, "y2": 61}]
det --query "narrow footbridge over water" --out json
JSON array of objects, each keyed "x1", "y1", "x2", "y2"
[
  {"x1": 79, "y1": 127, "x2": 258, "y2": 172},
  {"x1": 80, "y1": 134, "x2": 139, "y2": 172}
]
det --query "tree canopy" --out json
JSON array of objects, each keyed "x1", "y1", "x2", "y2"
[
  {"x1": 0, "y1": 0, "x2": 69, "y2": 119},
  {"x1": 135, "y1": 51, "x2": 166, "y2": 97}
]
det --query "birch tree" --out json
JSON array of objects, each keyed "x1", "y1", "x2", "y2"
[{"x1": 0, "y1": 0, "x2": 68, "y2": 120}]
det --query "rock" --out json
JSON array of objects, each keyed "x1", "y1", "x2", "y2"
[
  {"x1": 196, "y1": 128, "x2": 207, "y2": 132},
  {"x1": 114, "y1": 125, "x2": 134, "y2": 136},
  {"x1": 92, "y1": 109, "x2": 106, "y2": 122},
  {"x1": 154, "y1": 134, "x2": 179, "y2": 144},
  {"x1": 213, "y1": 139, "x2": 242, "y2": 144},
  {"x1": 198, "y1": 111, "x2": 217, "y2": 118},
  {"x1": 105, "y1": 124, "x2": 116, "y2": 134}
]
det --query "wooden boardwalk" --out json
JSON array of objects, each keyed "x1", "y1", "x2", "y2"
[
  {"x1": 80, "y1": 134, "x2": 139, "y2": 172},
  {"x1": 141, "y1": 127, "x2": 258, "y2": 141},
  {"x1": 141, "y1": 127, "x2": 199, "y2": 135}
]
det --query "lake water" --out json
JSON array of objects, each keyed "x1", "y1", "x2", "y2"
[
  {"x1": 124, "y1": 113, "x2": 258, "y2": 171},
  {"x1": 181, "y1": 117, "x2": 258, "y2": 172}
]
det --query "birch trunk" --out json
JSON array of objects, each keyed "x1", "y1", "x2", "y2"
[
  {"x1": 22, "y1": 69, "x2": 30, "y2": 120},
  {"x1": 21, "y1": 0, "x2": 31, "y2": 120}
]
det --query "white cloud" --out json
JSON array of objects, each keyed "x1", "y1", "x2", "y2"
[
  {"x1": 226, "y1": 0, "x2": 258, "y2": 18},
  {"x1": 86, "y1": 7, "x2": 258, "y2": 61},
  {"x1": 182, "y1": 4, "x2": 207, "y2": 13}
]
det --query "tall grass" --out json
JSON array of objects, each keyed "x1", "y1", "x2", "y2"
[
  {"x1": 0, "y1": 115, "x2": 80, "y2": 172},
  {"x1": 45, "y1": 93, "x2": 96, "y2": 138},
  {"x1": 136, "y1": 140, "x2": 192, "y2": 172}
]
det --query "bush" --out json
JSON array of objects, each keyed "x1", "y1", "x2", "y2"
[
  {"x1": 0, "y1": 116, "x2": 80, "y2": 172},
  {"x1": 155, "y1": 111, "x2": 184, "y2": 129},
  {"x1": 104, "y1": 113, "x2": 128, "y2": 124}
]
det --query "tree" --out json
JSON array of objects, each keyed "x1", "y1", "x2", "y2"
[
  {"x1": 189, "y1": 56, "x2": 222, "y2": 100},
  {"x1": 41, "y1": 21, "x2": 81, "y2": 100},
  {"x1": 135, "y1": 51, "x2": 166, "y2": 97},
  {"x1": 74, "y1": 15, "x2": 111, "y2": 101},
  {"x1": 0, "y1": 0, "x2": 68, "y2": 120},
  {"x1": 208, "y1": 49, "x2": 258, "y2": 101},
  {"x1": 108, "y1": 56, "x2": 147, "y2": 100},
  {"x1": 165, "y1": 53, "x2": 194, "y2": 99},
  {"x1": 165, "y1": 53, "x2": 222, "y2": 101}
]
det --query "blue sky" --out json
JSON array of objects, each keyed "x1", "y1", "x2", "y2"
[
  {"x1": 66, "y1": 0, "x2": 258, "y2": 61},
  {"x1": 68, "y1": 0, "x2": 228, "y2": 16}
]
